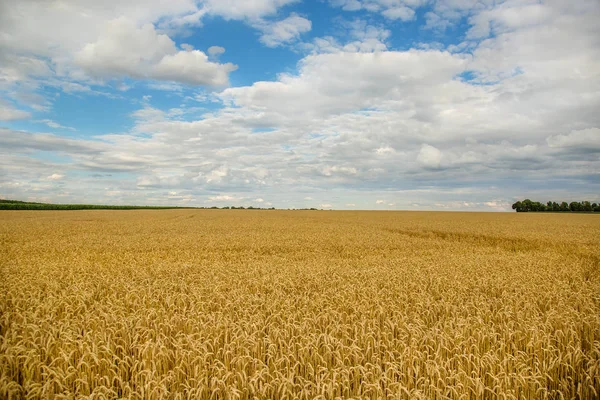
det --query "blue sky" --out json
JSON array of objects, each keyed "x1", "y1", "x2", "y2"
[{"x1": 1, "y1": 0, "x2": 599, "y2": 210}]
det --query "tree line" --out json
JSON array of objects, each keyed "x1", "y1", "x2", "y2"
[
  {"x1": 0, "y1": 199, "x2": 191, "y2": 210},
  {"x1": 512, "y1": 199, "x2": 600, "y2": 212},
  {"x1": 0, "y1": 199, "x2": 283, "y2": 211}
]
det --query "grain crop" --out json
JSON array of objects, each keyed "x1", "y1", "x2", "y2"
[{"x1": 1, "y1": 210, "x2": 599, "y2": 399}]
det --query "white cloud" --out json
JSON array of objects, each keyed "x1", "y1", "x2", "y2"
[
  {"x1": 376, "y1": 200, "x2": 385, "y2": 204},
  {"x1": 321, "y1": 165, "x2": 357, "y2": 176},
  {"x1": 256, "y1": 14, "x2": 312, "y2": 47},
  {"x1": 342, "y1": 20, "x2": 390, "y2": 52},
  {"x1": 424, "y1": 12, "x2": 454, "y2": 31},
  {"x1": 208, "y1": 46, "x2": 226, "y2": 57},
  {"x1": 204, "y1": 0, "x2": 299, "y2": 20},
  {"x1": 320, "y1": 203, "x2": 332, "y2": 208},
  {"x1": 376, "y1": 146, "x2": 395, "y2": 155},
  {"x1": 305, "y1": 20, "x2": 390, "y2": 54},
  {"x1": 221, "y1": 50, "x2": 466, "y2": 121},
  {"x1": 381, "y1": 7, "x2": 415, "y2": 21},
  {"x1": 47, "y1": 173, "x2": 64, "y2": 181},
  {"x1": 546, "y1": 128, "x2": 600, "y2": 151},
  {"x1": 328, "y1": 0, "x2": 426, "y2": 20},
  {"x1": 0, "y1": 101, "x2": 31, "y2": 121},
  {"x1": 0, "y1": 53, "x2": 53, "y2": 92},
  {"x1": 464, "y1": 3, "x2": 600, "y2": 84},
  {"x1": 36, "y1": 119, "x2": 76, "y2": 131},
  {"x1": 61, "y1": 82, "x2": 92, "y2": 93},
  {"x1": 76, "y1": 18, "x2": 237, "y2": 86},
  {"x1": 0, "y1": 0, "x2": 293, "y2": 115},
  {"x1": 152, "y1": 50, "x2": 237, "y2": 85},
  {"x1": 0, "y1": 0, "x2": 297, "y2": 56},
  {"x1": 483, "y1": 200, "x2": 511, "y2": 211},
  {"x1": 424, "y1": 0, "x2": 494, "y2": 32},
  {"x1": 207, "y1": 195, "x2": 236, "y2": 202},
  {"x1": 466, "y1": 2, "x2": 553, "y2": 40},
  {"x1": 417, "y1": 144, "x2": 442, "y2": 169},
  {"x1": 158, "y1": 9, "x2": 208, "y2": 35}
]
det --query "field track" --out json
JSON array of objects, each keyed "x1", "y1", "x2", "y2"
[{"x1": 1, "y1": 210, "x2": 599, "y2": 399}]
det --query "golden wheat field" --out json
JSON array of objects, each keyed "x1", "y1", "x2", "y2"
[{"x1": 1, "y1": 210, "x2": 599, "y2": 399}]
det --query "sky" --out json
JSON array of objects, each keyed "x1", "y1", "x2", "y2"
[{"x1": 0, "y1": 0, "x2": 599, "y2": 211}]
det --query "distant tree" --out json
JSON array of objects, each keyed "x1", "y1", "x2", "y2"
[
  {"x1": 530, "y1": 202, "x2": 538, "y2": 212},
  {"x1": 511, "y1": 199, "x2": 599, "y2": 212},
  {"x1": 569, "y1": 201, "x2": 582, "y2": 212},
  {"x1": 512, "y1": 201, "x2": 523, "y2": 212}
]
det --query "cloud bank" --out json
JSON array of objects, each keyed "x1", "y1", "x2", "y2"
[{"x1": 0, "y1": 0, "x2": 598, "y2": 210}]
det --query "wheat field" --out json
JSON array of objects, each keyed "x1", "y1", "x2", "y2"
[{"x1": 1, "y1": 210, "x2": 599, "y2": 399}]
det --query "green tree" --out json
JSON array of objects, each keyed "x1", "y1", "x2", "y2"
[
  {"x1": 533, "y1": 202, "x2": 545, "y2": 212},
  {"x1": 512, "y1": 201, "x2": 523, "y2": 212},
  {"x1": 511, "y1": 199, "x2": 600, "y2": 213}
]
